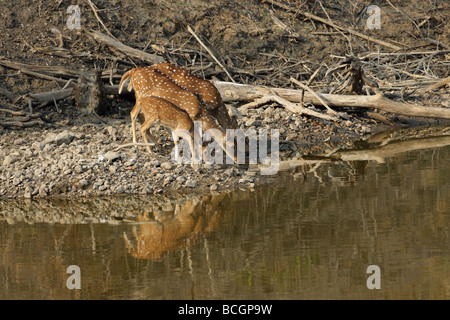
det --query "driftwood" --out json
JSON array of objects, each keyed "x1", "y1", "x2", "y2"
[
  {"x1": 250, "y1": 130, "x2": 450, "y2": 173},
  {"x1": 239, "y1": 95, "x2": 338, "y2": 121},
  {"x1": 9, "y1": 75, "x2": 450, "y2": 123},
  {"x1": 89, "y1": 30, "x2": 165, "y2": 64},
  {"x1": 0, "y1": 57, "x2": 82, "y2": 80},
  {"x1": 212, "y1": 81, "x2": 450, "y2": 120},
  {"x1": 0, "y1": 104, "x2": 45, "y2": 128}
]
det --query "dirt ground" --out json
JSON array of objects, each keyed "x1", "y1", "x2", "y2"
[{"x1": 0, "y1": 0, "x2": 449, "y2": 199}]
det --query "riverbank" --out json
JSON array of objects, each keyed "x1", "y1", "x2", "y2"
[
  {"x1": 1, "y1": 0, "x2": 448, "y2": 199},
  {"x1": 0, "y1": 102, "x2": 383, "y2": 199}
]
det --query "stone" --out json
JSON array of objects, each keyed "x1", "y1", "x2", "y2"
[
  {"x1": 161, "y1": 161, "x2": 173, "y2": 170},
  {"x1": 3, "y1": 155, "x2": 16, "y2": 166},
  {"x1": 245, "y1": 118, "x2": 260, "y2": 127},
  {"x1": 185, "y1": 179, "x2": 198, "y2": 188},
  {"x1": 104, "y1": 151, "x2": 121, "y2": 161},
  {"x1": 337, "y1": 112, "x2": 350, "y2": 120},
  {"x1": 115, "y1": 186, "x2": 125, "y2": 194},
  {"x1": 44, "y1": 130, "x2": 75, "y2": 145}
]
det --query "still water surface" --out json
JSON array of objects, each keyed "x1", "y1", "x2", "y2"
[{"x1": 1, "y1": 133, "x2": 449, "y2": 299}]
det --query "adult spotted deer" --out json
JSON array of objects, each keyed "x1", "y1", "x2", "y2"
[
  {"x1": 152, "y1": 63, "x2": 238, "y2": 130},
  {"x1": 119, "y1": 67, "x2": 238, "y2": 163}
]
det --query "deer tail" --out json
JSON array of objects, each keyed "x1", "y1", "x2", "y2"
[{"x1": 118, "y1": 70, "x2": 132, "y2": 94}]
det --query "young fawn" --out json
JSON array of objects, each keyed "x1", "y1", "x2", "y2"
[
  {"x1": 119, "y1": 67, "x2": 238, "y2": 163},
  {"x1": 152, "y1": 63, "x2": 238, "y2": 130},
  {"x1": 136, "y1": 96, "x2": 198, "y2": 166}
]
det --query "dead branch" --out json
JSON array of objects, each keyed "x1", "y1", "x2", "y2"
[
  {"x1": 240, "y1": 95, "x2": 337, "y2": 121},
  {"x1": 212, "y1": 81, "x2": 450, "y2": 120},
  {"x1": 290, "y1": 77, "x2": 336, "y2": 115},
  {"x1": 87, "y1": 0, "x2": 116, "y2": 39},
  {"x1": 33, "y1": 46, "x2": 92, "y2": 59},
  {"x1": 262, "y1": 0, "x2": 403, "y2": 51},
  {"x1": 0, "y1": 119, "x2": 45, "y2": 128},
  {"x1": 423, "y1": 76, "x2": 450, "y2": 92},
  {"x1": 115, "y1": 142, "x2": 156, "y2": 151},
  {"x1": 89, "y1": 30, "x2": 165, "y2": 64},
  {"x1": 0, "y1": 107, "x2": 26, "y2": 116},
  {"x1": 27, "y1": 88, "x2": 73, "y2": 105},
  {"x1": 0, "y1": 57, "x2": 86, "y2": 80},
  {"x1": 187, "y1": 25, "x2": 235, "y2": 83}
]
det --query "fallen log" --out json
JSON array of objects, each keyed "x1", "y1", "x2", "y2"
[
  {"x1": 28, "y1": 88, "x2": 73, "y2": 104},
  {"x1": 212, "y1": 81, "x2": 450, "y2": 120},
  {"x1": 22, "y1": 81, "x2": 450, "y2": 121}
]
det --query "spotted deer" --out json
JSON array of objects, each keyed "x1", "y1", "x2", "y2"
[
  {"x1": 135, "y1": 96, "x2": 198, "y2": 165},
  {"x1": 119, "y1": 67, "x2": 237, "y2": 163},
  {"x1": 152, "y1": 62, "x2": 238, "y2": 131}
]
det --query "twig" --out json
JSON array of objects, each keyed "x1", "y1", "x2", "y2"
[
  {"x1": 423, "y1": 38, "x2": 450, "y2": 50},
  {"x1": 92, "y1": 110, "x2": 109, "y2": 124},
  {"x1": 358, "y1": 50, "x2": 450, "y2": 59},
  {"x1": 0, "y1": 107, "x2": 25, "y2": 116},
  {"x1": 423, "y1": 77, "x2": 450, "y2": 92},
  {"x1": 18, "y1": 69, "x2": 68, "y2": 84},
  {"x1": 52, "y1": 96, "x2": 60, "y2": 112},
  {"x1": 262, "y1": 0, "x2": 403, "y2": 51},
  {"x1": 61, "y1": 78, "x2": 75, "y2": 90},
  {"x1": 187, "y1": 25, "x2": 236, "y2": 83},
  {"x1": 318, "y1": 1, "x2": 353, "y2": 54},
  {"x1": 240, "y1": 95, "x2": 337, "y2": 121},
  {"x1": 87, "y1": 0, "x2": 116, "y2": 39},
  {"x1": 300, "y1": 64, "x2": 323, "y2": 103},
  {"x1": 290, "y1": 77, "x2": 337, "y2": 115},
  {"x1": 115, "y1": 142, "x2": 156, "y2": 150}
]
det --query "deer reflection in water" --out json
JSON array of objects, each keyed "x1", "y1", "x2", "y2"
[{"x1": 123, "y1": 193, "x2": 227, "y2": 260}]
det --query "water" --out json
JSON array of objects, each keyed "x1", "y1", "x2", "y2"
[{"x1": 1, "y1": 131, "x2": 449, "y2": 299}]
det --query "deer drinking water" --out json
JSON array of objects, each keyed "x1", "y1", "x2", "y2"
[{"x1": 119, "y1": 66, "x2": 238, "y2": 163}]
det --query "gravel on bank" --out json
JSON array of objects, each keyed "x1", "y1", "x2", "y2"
[{"x1": 0, "y1": 103, "x2": 379, "y2": 200}]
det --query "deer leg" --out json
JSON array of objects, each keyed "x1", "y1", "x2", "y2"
[
  {"x1": 130, "y1": 103, "x2": 141, "y2": 144},
  {"x1": 137, "y1": 113, "x2": 159, "y2": 145},
  {"x1": 139, "y1": 117, "x2": 157, "y2": 153}
]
